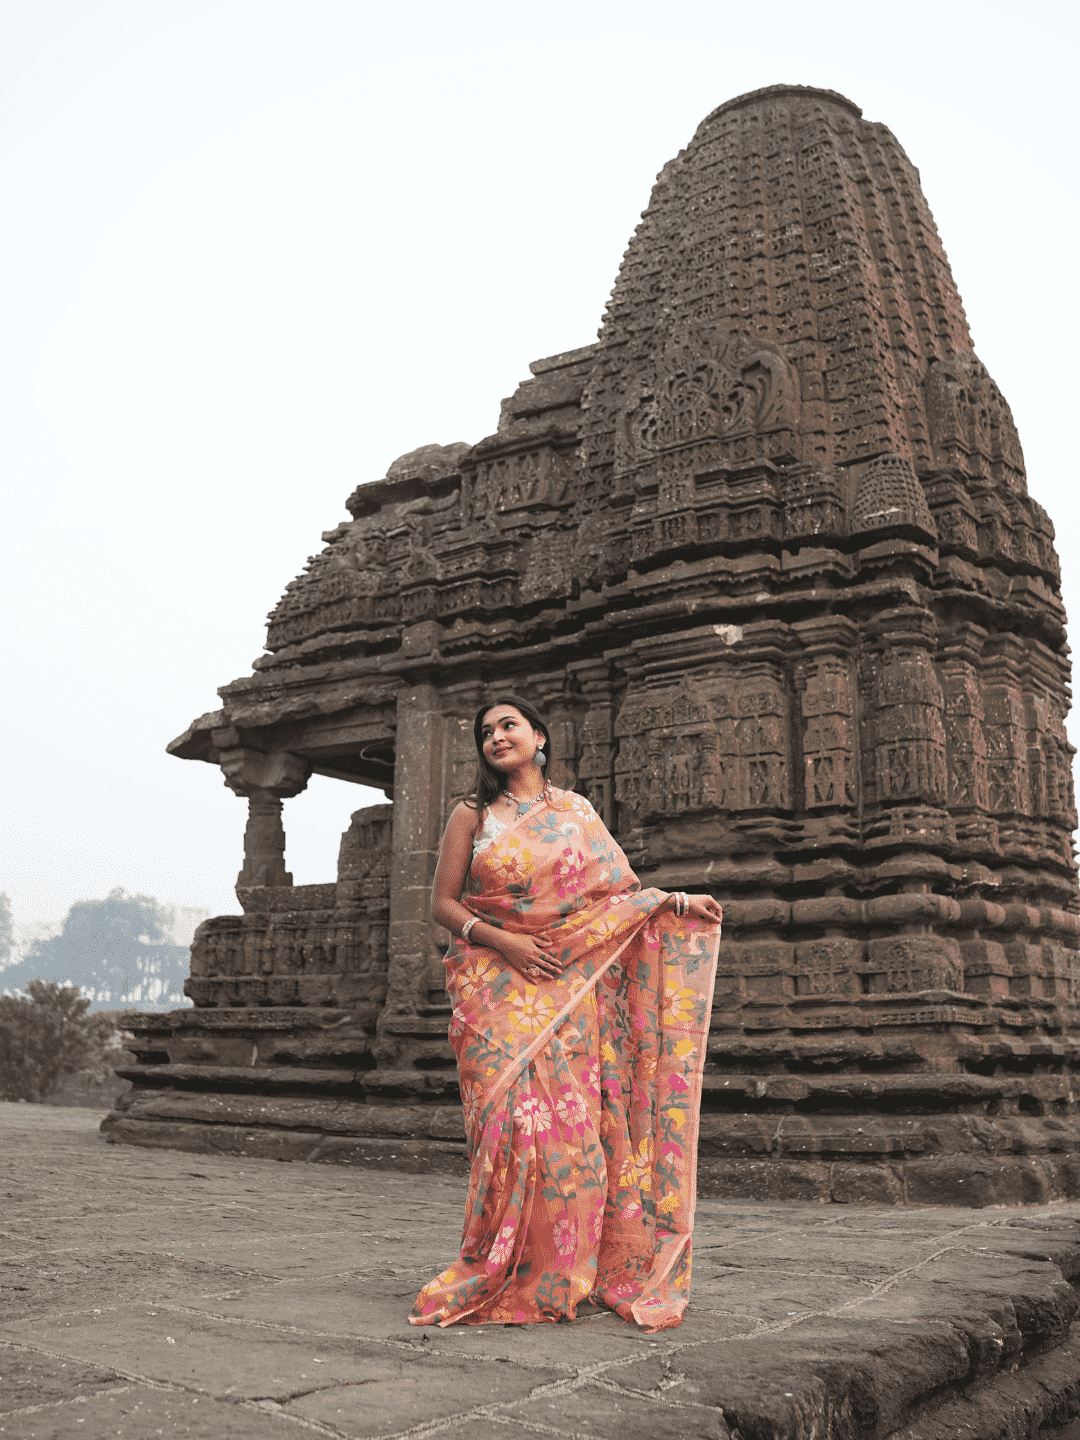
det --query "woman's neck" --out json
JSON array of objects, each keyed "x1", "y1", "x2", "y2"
[{"x1": 501, "y1": 769, "x2": 545, "y2": 803}]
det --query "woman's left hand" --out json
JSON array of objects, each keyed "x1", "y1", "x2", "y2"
[{"x1": 687, "y1": 895, "x2": 723, "y2": 927}]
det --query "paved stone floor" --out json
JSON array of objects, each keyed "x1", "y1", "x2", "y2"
[{"x1": 4, "y1": 1104, "x2": 1080, "y2": 1440}]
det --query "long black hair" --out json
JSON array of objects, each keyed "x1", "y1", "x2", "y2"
[{"x1": 464, "y1": 694, "x2": 553, "y2": 812}]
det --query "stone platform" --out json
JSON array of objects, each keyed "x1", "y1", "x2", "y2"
[{"x1": 4, "y1": 1106, "x2": 1080, "y2": 1439}]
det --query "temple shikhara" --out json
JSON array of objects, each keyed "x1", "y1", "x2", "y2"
[{"x1": 106, "y1": 85, "x2": 1080, "y2": 1205}]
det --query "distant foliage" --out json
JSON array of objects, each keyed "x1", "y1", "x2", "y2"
[
  {"x1": 0, "y1": 888, "x2": 192, "y2": 1012},
  {"x1": 0, "y1": 893, "x2": 13, "y2": 967},
  {"x1": 0, "y1": 980, "x2": 117, "y2": 1102}
]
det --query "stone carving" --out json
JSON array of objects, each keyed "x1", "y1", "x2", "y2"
[
  {"x1": 851, "y1": 453, "x2": 937, "y2": 541},
  {"x1": 126, "y1": 84, "x2": 1080, "y2": 1207},
  {"x1": 615, "y1": 323, "x2": 800, "y2": 475},
  {"x1": 926, "y1": 354, "x2": 1026, "y2": 487}
]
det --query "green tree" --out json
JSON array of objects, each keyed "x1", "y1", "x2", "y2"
[
  {"x1": 1, "y1": 888, "x2": 191, "y2": 1011},
  {"x1": 0, "y1": 980, "x2": 116, "y2": 1102}
]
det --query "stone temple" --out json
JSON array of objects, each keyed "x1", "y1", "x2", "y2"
[{"x1": 106, "y1": 84, "x2": 1080, "y2": 1206}]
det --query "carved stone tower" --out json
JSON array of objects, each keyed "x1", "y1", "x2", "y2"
[{"x1": 107, "y1": 85, "x2": 1080, "y2": 1206}]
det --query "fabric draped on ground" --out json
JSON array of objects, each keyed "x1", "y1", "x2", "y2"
[{"x1": 410, "y1": 788, "x2": 720, "y2": 1331}]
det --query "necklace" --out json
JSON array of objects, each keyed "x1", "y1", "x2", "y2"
[{"x1": 503, "y1": 789, "x2": 543, "y2": 818}]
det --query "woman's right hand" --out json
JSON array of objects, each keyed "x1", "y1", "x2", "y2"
[{"x1": 495, "y1": 930, "x2": 561, "y2": 982}]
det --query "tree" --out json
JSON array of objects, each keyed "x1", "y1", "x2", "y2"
[
  {"x1": 0, "y1": 888, "x2": 192, "y2": 1011},
  {"x1": 0, "y1": 893, "x2": 13, "y2": 968},
  {"x1": 0, "y1": 980, "x2": 116, "y2": 1102}
]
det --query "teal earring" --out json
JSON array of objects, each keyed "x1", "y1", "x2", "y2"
[{"x1": 533, "y1": 748, "x2": 546, "y2": 768}]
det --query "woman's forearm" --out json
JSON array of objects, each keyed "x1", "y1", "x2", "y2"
[{"x1": 433, "y1": 896, "x2": 506, "y2": 956}]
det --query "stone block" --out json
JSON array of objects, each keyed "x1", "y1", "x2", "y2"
[
  {"x1": 829, "y1": 1161, "x2": 905, "y2": 1204},
  {"x1": 696, "y1": 1157, "x2": 832, "y2": 1202},
  {"x1": 903, "y1": 1155, "x2": 1053, "y2": 1207}
]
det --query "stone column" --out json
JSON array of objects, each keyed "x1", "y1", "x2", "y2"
[
  {"x1": 380, "y1": 685, "x2": 446, "y2": 1023},
  {"x1": 215, "y1": 745, "x2": 312, "y2": 893}
]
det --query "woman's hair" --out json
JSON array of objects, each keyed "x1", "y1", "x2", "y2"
[{"x1": 464, "y1": 694, "x2": 553, "y2": 812}]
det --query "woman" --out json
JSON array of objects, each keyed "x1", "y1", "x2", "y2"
[{"x1": 410, "y1": 695, "x2": 722, "y2": 1331}]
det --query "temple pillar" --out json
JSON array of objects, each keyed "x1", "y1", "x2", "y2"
[
  {"x1": 215, "y1": 746, "x2": 312, "y2": 893},
  {"x1": 373, "y1": 684, "x2": 455, "y2": 1075}
]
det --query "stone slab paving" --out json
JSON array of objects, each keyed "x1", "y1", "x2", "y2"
[{"x1": 3, "y1": 1107, "x2": 1080, "y2": 1439}]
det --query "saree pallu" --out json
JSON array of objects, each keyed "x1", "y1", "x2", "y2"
[{"x1": 410, "y1": 788, "x2": 720, "y2": 1331}]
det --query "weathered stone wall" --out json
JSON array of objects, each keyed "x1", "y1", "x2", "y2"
[{"x1": 106, "y1": 85, "x2": 1080, "y2": 1204}]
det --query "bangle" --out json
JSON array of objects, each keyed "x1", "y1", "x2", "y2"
[{"x1": 461, "y1": 917, "x2": 479, "y2": 943}]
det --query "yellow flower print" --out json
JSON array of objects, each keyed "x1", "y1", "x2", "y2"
[
  {"x1": 585, "y1": 910, "x2": 622, "y2": 948},
  {"x1": 673, "y1": 1038, "x2": 698, "y2": 1060},
  {"x1": 619, "y1": 1135, "x2": 653, "y2": 1190},
  {"x1": 658, "y1": 1192, "x2": 680, "y2": 1216},
  {"x1": 664, "y1": 986, "x2": 698, "y2": 1024},
  {"x1": 509, "y1": 987, "x2": 556, "y2": 1034}
]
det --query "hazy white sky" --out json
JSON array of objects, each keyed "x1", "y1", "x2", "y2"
[{"x1": 2, "y1": 0, "x2": 1077, "y2": 929}]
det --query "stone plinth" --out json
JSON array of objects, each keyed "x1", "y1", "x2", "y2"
[{"x1": 108, "y1": 84, "x2": 1080, "y2": 1204}]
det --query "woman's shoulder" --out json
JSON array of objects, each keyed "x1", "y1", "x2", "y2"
[{"x1": 445, "y1": 799, "x2": 484, "y2": 837}]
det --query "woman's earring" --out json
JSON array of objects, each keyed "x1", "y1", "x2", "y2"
[{"x1": 533, "y1": 748, "x2": 546, "y2": 768}]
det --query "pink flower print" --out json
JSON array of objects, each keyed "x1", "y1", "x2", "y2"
[
  {"x1": 582, "y1": 1059, "x2": 601, "y2": 1098},
  {"x1": 552, "y1": 1212, "x2": 579, "y2": 1259},
  {"x1": 555, "y1": 1088, "x2": 589, "y2": 1134},
  {"x1": 486, "y1": 1222, "x2": 517, "y2": 1272}
]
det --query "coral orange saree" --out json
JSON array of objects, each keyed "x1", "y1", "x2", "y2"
[{"x1": 410, "y1": 788, "x2": 720, "y2": 1331}]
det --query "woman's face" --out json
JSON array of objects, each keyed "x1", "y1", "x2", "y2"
[{"x1": 480, "y1": 706, "x2": 545, "y2": 774}]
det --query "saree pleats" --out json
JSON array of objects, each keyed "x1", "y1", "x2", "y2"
[{"x1": 410, "y1": 789, "x2": 720, "y2": 1331}]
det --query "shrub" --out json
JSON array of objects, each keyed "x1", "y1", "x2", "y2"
[{"x1": 0, "y1": 980, "x2": 117, "y2": 1102}]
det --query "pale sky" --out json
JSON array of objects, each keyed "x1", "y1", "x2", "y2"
[{"x1": 2, "y1": 0, "x2": 1077, "y2": 931}]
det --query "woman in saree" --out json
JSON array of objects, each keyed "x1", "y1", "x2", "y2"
[{"x1": 410, "y1": 696, "x2": 723, "y2": 1331}]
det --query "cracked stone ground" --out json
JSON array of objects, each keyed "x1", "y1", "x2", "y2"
[{"x1": 3, "y1": 1105, "x2": 1080, "y2": 1440}]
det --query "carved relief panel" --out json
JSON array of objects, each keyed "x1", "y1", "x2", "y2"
[
  {"x1": 722, "y1": 671, "x2": 792, "y2": 814},
  {"x1": 614, "y1": 322, "x2": 801, "y2": 480},
  {"x1": 798, "y1": 657, "x2": 857, "y2": 810},
  {"x1": 615, "y1": 669, "x2": 793, "y2": 824},
  {"x1": 864, "y1": 648, "x2": 948, "y2": 807},
  {"x1": 463, "y1": 444, "x2": 572, "y2": 522},
  {"x1": 614, "y1": 677, "x2": 722, "y2": 824},
  {"x1": 938, "y1": 660, "x2": 991, "y2": 814}
]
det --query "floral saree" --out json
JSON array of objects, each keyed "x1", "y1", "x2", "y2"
[{"x1": 410, "y1": 788, "x2": 720, "y2": 1331}]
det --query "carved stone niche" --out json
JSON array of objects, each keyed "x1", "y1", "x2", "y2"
[{"x1": 614, "y1": 321, "x2": 801, "y2": 481}]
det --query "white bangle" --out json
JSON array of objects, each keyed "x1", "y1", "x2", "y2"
[{"x1": 461, "y1": 917, "x2": 479, "y2": 942}]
